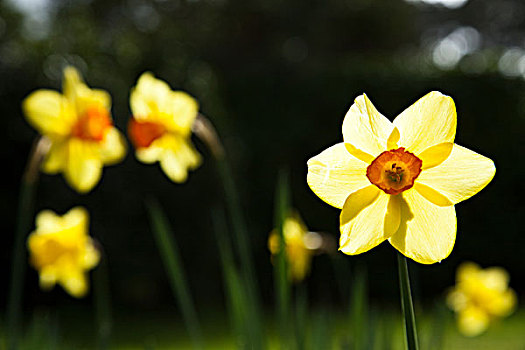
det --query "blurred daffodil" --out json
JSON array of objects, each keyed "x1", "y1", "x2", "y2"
[
  {"x1": 22, "y1": 66, "x2": 127, "y2": 193},
  {"x1": 307, "y1": 92, "x2": 495, "y2": 264},
  {"x1": 269, "y1": 212, "x2": 320, "y2": 282},
  {"x1": 447, "y1": 262, "x2": 517, "y2": 336},
  {"x1": 128, "y1": 73, "x2": 201, "y2": 183},
  {"x1": 27, "y1": 207, "x2": 100, "y2": 298}
]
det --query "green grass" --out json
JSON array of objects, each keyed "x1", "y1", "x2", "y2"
[{"x1": 3, "y1": 307, "x2": 524, "y2": 349}]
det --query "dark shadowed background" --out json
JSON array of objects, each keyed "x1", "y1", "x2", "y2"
[{"x1": 1, "y1": 0, "x2": 524, "y2": 323}]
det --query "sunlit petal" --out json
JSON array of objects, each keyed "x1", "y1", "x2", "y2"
[
  {"x1": 340, "y1": 187, "x2": 400, "y2": 255},
  {"x1": 394, "y1": 91, "x2": 456, "y2": 155},
  {"x1": 42, "y1": 138, "x2": 68, "y2": 174},
  {"x1": 342, "y1": 94, "x2": 395, "y2": 157},
  {"x1": 389, "y1": 189, "x2": 456, "y2": 264},
  {"x1": 307, "y1": 143, "x2": 370, "y2": 209},
  {"x1": 416, "y1": 144, "x2": 495, "y2": 204},
  {"x1": 23, "y1": 90, "x2": 75, "y2": 137},
  {"x1": 64, "y1": 139, "x2": 103, "y2": 193},
  {"x1": 99, "y1": 128, "x2": 127, "y2": 165},
  {"x1": 418, "y1": 142, "x2": 453, "y2": 170}
]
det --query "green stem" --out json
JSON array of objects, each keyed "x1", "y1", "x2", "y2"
[
  {"x1": 397, "y1": 253, "x2": 419, "y2": 350},
  {"x1": 193, "y1": 115, "x2": 265, "y2": 349},
  {"x1": 145, "y1": 198, "x2": 204, "y2": 350},
  {"x1": 7, "y1": 137, "x2": 48, "y2": 350},
  {"x1": 93, "y1": 252, "x2": 112, "y2": 350}
]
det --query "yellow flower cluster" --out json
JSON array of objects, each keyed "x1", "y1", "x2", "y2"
[
  {"x1": 447, "y1": 262, "x2": 517, "y2": 336},
  {"x1": 307, "y1": 92, "x2": 495, "y2": 264},
  {"x1": 27, "y1": 207, "x2": 99, "y2": 298},
  {"x1": 23, "y1": 67, "x2": 202, "y2": 191},
  {"x1": 22, "y1": 67, "x2": 203, "y2": 297}
]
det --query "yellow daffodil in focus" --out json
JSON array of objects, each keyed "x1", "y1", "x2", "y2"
[
  {"x1": 27, "y1": 207, "x2": 100, "y2": 298},
  {"x1": 128, "y1": 73, "x2": 201, "y2": 183},
  {"x1": 307, "y1": 92, "x2": 495, "y2": 264},
  {"x1": 268, "y1": 212, "x2": 319, "y2": 282},
  {"x1": 22, "y1": 66, "x2": 127, "y2": 193},
  {"x1": 447, "y1": 262, "x2": 517, "y2": 336}
]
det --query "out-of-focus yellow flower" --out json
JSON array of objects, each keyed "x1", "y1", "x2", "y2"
[
  {"x1": 128, "y1": 73, "x2": 201, "y2": 183},
  {"x1": 27, "y1": 207, "x2": 100, "y2": 298},
  {"x1": 307, "y1": 92, "x2": 495, "y2": 264},
  {"x1": 22, "y1": 66, "x2": 127, "y2": 193},
  {"x1": 447, "y1": 262, "x2": 517, "y2": 336},
  {"x1": 269, "y1": 212, "x2": 320, "y2": 282}
]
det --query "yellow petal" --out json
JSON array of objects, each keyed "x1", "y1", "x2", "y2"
[
  {"x1": 158, "y1": 135, "x2": 201, "y2": 183},
  {"x1": 39, "y1": 266, "x2": 58, "y2": 290},
  {"x1": 42, "y1": 138, "x2": 68, "y2": 174},
  {"x1": 486, "y1": 289, "x2": 517, "y2": 317},
  {"x1": 389, "y1": 189, "x2": 456, "y2": 264},
  {"x1": 22, "y1": 90, "x2": 75, "y2": 137},
  {"x1": 130, "y1": 73, "x2": 198, "y2": 135},
  {"x1": 342, "y1": 94, "x2": 394, "y2": 158},
  {"x1": 414, "y1": 183, "x2": 453, "y2": 207},
  {"x1": 418, "y1": 142, "x2": 453, "y2": 170},
  {"x1": 457, "y1": 307, "x2": 489, "y2": 337},
  {"x1": 82, "y1": 240, "x2": 100, "y2": 269},
  {"x1": 130, "y1": 72, "x2": 171, "y2": 119},
  {"x1": 387, "y1": 127, "x2": 400, "y2": 150},
  {"x1": 60, "y1": 269, "x2": 88, "y2": 298},
  {"x1": 63, "y1": 139, "x2": 103, "y2": 193},
  {"x1": 307, "y1": 143, "x2": 370, "y2": 209},
  {"x1": 416, "y1": 144, "x2": 495, "y2": 205},
  {"x1": 100, "y1": 128, "x2": 127, "y2": 165},
  {"x1": 63, "y1": 66, "x2": 84, "y2": 102},
  {"x1": 165, "y1": 91, "x2": 199, "y2": 135},
  {"x1": 63, "y1": 66, "x2": 111, "y2": 115},
  {"x1": 339, "y1": 187, "x2": 400, "y2": 255},
  {"x1": 457, "y1": 261, "x2": 480, "y2": 283},
  {"x1": 344, "y1": 142, "x2": 374, "y2": 164},
  {"x1": 393, "y1": 91, "x2": 456, "y2": 155},
  {"x1": 482, "y1": 267, "x2": 510, "y2": 292}
]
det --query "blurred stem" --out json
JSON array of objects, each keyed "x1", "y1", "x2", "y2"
[
  {"x1": 93, "y1": 252, "x2": 112, "y2": 350},
  {"x1": 350, "y1": 264, "x2": 368, "y2": 350},
  {"x1": 193, "y1": 114, "x2": 265, "y2": 348},
  {"x1": 7, "y1": 137, "x2": 49, "y2": 350},
  {"x1": 274, "y1": 169, "x2": 291, "y2": 348},
  {"x1": 397, "y1": 253, "x2": 419, "y2": 350},
  {"x1": 146, "y1": 198, "x2": 204, "y2": 350}
]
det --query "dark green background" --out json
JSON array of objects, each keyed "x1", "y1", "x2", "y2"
[{"x1": 1, "y1": 0, "x2": 523, "y2": 316}]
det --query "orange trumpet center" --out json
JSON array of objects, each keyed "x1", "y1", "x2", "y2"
[
  {"x1": 71, "y1": 106, "x2": 112, "y2": 142},
  {"x1": 128, "y1": 119, "x2": 166, "y2": 148},
  {"x1": 366, "y1": 147, "x2": 422, "y2": 195}
]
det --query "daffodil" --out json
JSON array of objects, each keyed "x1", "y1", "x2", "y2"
[
  {"x1": 307, "y1": 92, "x2": 495, "y2": 264},
  {"x1": 27, "y1": 207, "x2": 100, "y2": 298},
  {"x1": 128, "y1": 73, "x2": 201, "y2": 183},
  {"x1": 268, "y1": 212, "x2": 319, "y2": 282},
  {"x1": 22, "y1": 66, "x2": 127, "y2": 193},
  {"x1": 447, "y1": 262, "x2": 517, "y2": 336}
]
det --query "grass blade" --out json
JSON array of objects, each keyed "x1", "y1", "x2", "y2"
[
  {"x1": 93, "y1": 254, "x2": 112, "y2": 350},
  {"x1": 145, "y1": 198, "x2": 204, "y2": 350},
  {"x1": 273, "y1": 169, "x2": 292, "y2": 348}
]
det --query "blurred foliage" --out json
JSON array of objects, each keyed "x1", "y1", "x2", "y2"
[{"x1": 1, "y1": 0, "x2": 524, "y2": 317}]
